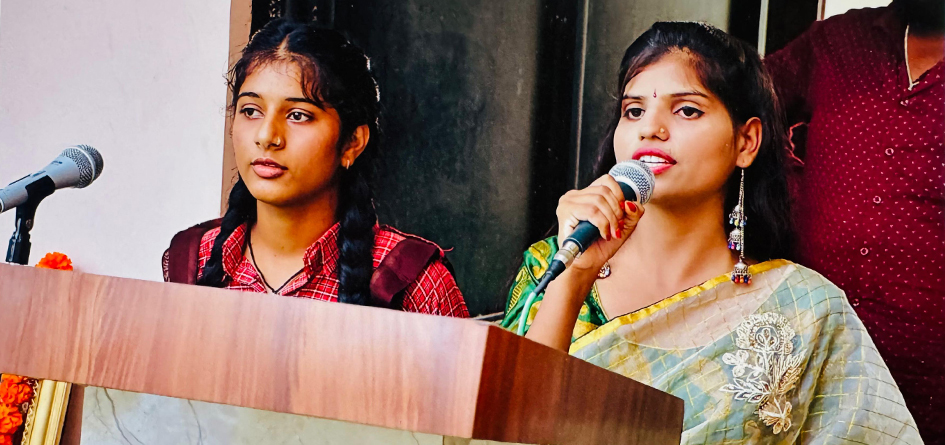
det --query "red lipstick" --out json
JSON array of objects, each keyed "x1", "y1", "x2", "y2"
[{"x1": 632, "y1": 148, "x2": 677, "y2": 175}]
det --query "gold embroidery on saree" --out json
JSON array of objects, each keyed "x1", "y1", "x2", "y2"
[
  {"x1": 508, "y1": 267, "x2": 531, "y2": 309},
  {"x1": 720, "y1": 312, "x2": 805, "y2": 434},
  {"x1": 526, "y1": 242, "x2": 552, "y2": 278}
]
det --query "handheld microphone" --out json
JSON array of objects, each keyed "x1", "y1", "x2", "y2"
[
  {"x1": 516, "y1": 160, "x2": 654, "y2": 335},
  {"x1": 0, "y1": 145, "x2": 104, "y2": 214},
  {"x1": 546, "y1": 160, "x2": 655, "y2": 281}
]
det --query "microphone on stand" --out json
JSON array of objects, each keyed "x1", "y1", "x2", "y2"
[
  {"x1": 0, "y1": 145, "x2": 104, "y2": 214},
  {"x1": 1, "y1": 145, "x2": 104, "y2": 264}
]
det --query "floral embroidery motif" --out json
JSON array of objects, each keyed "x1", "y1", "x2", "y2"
[{"x1": 720, "y1": 312, "x2": 805, "y2": 434}]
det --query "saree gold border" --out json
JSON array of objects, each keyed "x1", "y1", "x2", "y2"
[
  {"x1": 21, "y1": 380, "x2": 72, "y2": 445},
  {"x1": 508, "y1": 241, "x2": 554, "y2": 310},
  {"x1": 569, "y1": 259, "x2": 792, "y2": 353},
  {"x1": 527, "y1": 242, "x2": 552, "y2": 279}
]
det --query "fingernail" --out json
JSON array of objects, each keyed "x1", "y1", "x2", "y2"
[
  {"x1": 625, "y1": 202, "x2": 637, "y2": 213},
  {"x1": 616, "y1": 228, "x2": 622, "y2": 238}
]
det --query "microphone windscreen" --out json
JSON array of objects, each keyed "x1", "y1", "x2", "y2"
[
  {"x1": 609, "y1": 160, "x2": 655, "y2": 204},
  {"x1": 59, "y1": 145, "x2": 104, "y2": 188},
  {"x1": 77, "y1": 144, "x2": 104, "y2": 182}
]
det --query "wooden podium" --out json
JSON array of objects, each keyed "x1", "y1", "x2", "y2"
[{"x1": 0, "y1": 263, "x2": 683, "y2": 444}]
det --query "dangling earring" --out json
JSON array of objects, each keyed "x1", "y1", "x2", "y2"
[
  {"x1": 729, "y1": 169, "x2": 751, "y2": 284},
  {"x1": 343, "y1": 159, "x2": 351, "y2": 170},
  {"x1": 598, "y1": 262, "x2": 611, "y2": 279}
]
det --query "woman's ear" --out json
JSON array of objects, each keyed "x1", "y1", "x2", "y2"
[
  {"x1": 735, "y1": 117, "x2": 762, "y2": 168},
  {"x1": 341, "y1": 125, "x2": 370, "y2": 167}
]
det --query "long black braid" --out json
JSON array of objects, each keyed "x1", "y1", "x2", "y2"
[
  {"x1": 197, "y1": 18, "x2": 381, "y2": 305},
  {"x1": 335, "y1": 159, "x2": 376, "y2": 304},
  {"x1": 197, "y1": 178, "x2": 257, "y2": 287}
]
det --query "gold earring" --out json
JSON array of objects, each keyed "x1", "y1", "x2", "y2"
[{"x1": 343, "y1": 159, "x2": 351, "y2": 169}]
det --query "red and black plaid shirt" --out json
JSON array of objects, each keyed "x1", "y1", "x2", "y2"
[{"x1": 196, "y1": 223, "x2": 469, "y2": 317}]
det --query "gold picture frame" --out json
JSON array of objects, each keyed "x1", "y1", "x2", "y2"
[{"x1": 19, "y1": 379, "x2": 71, "y2": 445}]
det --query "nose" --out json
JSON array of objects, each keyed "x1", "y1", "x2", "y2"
[
  {"x1": 638, "y1": 112, "x2": 669, "y2": 142},
  {"x1": 255, "y1": 115, "x2": 286, "y2": 150}
]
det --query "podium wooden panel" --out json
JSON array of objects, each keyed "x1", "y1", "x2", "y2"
[{"x1": 0, "y1": 263, "x2": 683, "y2": 444}]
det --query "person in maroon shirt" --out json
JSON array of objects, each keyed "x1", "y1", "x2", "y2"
[{"x1": 765, "y1": 1, "x2": 944, "y2": 442}]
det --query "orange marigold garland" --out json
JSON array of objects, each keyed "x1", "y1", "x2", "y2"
[
  {"x1": 0, "y1": 375, "x2": 31, "y2": 442},
  {"x1": 0, "y1": 404, "x2": 22, "y2": 435},
  {"x1": 0, "y1": 253, "x2": 71, "y2": 444},
  {"x1": 0, "y1": 377, "x2": 32, "y2": 406},
  {"x1": 35, "y1": 252, "x2": 73, "y2": 271}
]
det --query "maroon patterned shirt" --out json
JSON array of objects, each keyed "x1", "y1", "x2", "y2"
[
  {"x1": 196, "y1": 223, "x2": 469, "y2": 317},
  {"x1": 765, "y1": 4, "x2": 944, "y2": 441}
]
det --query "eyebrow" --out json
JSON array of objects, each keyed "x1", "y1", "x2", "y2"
[
  {"x1": 285, "y1": 97, "x2": 320, "y2": 106},
  {"x1": 622, "y1": 91, "x2": 710, "y2": 100},
  {"x1": 236, "y1": 92, "x2": 320, "y2": 107}
]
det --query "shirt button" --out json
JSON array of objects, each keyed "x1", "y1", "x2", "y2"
[
  {"x1": 860, "y1": 247, "x2": 870, "y2": 256},
  {"x1": 885, "y1": 148, "x2": 895, "y2": 156},
  {"x1": 851, "y1": 300, "x2": 860, "y2": 307},
  {"x1": 873, "y1": 196, "x2": 882, "y2": 204}
]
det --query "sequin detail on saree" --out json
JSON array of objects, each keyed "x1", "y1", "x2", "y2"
[{"x1": 720, "y1": 312, "x2": 805, "y2": 434}]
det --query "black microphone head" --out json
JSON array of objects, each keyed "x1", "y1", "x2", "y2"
[
  {"x1": 60, "y1": 145, "x2": 104, "y2": 188},
  {"x1": 609, "y1": 160, "x2": 655, "y2": 204}
]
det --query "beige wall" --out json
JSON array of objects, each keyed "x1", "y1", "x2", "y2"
[
  {"x1": 0, "y1": 0, "x2": 232, "y2": 280},
  {"x1": 824, "y1": 0, "x2": 891, "y2": 18}
]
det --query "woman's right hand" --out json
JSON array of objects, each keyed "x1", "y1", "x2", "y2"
[
  {"x1": 555, "y1": 174, "x2": 645, "y2": 276},
  {"x1": 525, "y1": 175, "x2": 644, "y2": 352}
]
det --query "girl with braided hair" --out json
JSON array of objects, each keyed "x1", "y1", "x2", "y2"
[{"x1": 164, "y1": 19, "x2": 467, "y2": 317}]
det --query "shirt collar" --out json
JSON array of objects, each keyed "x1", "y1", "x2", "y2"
[
  {"x1": 220, "y1": 223, "x2": 248, "y2": 280},
  {"x1": 302, "y1": 222, "x2": 341, "y2": 279},
  {"x1": 219, "y1": 222, "x2": 343, "y2": 285}
]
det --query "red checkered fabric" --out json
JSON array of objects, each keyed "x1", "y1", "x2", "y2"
[{"x1": 197, "y1": 223, "x2": 469, "y2": 317}]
